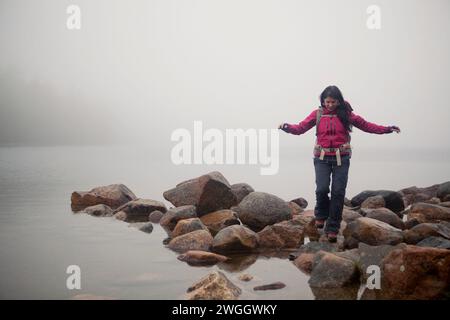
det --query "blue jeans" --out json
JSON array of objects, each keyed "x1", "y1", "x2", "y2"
[{"x1": 313, "y1": 154, "x2": 350, "y2": 233}]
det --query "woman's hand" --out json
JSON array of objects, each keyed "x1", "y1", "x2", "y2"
[
  {"x1": 389, "y1": 125, "x2": 401, "y2": 133},
  {"x1": 278, "y1": 123, "x2": 289, "y2": 132}
]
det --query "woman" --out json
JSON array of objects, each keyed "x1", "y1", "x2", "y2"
[{"x1": 279, "y1": 85, "x2": 400, "y2": 242}]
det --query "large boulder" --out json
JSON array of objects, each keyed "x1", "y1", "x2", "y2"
[
  {"x1": 257, "y1": 215, "x2": 309, "y2": 249},
  {"x1": 342, "y1": 208, "x2": 363, "y2": 223},
  {"x1": 361, "y1": 195, "x2": 385, "y2": 209},
  {"x1": 351, "y1": 190, "x2": 404, "y2": 213},
  {"x1": 171, "y1": 218, "x2": 209, "y2": 238},
  {"x1": 408, "y1": 202, "x2": 450, "y2": 223},
  {"x1": 167, "y1": 230, "x2": 213, "y2": 253},
  {"x1": 199, "y1": 209, "x2": 240, "y2": 235},
  {"x1": 356, "y1": 243, "x2": 407, "y2": 283},
  {"x1": 424, "y1": 197, "x2": 441, "y2": 205},
  {"x1": 237, "y1": 192, "x2": 291, "y2": 231},
  {"x1": 399, "y1": 184, "x2": 440, "y2": 206},
  {"x1": 437, "y1": 181, "x2": 450, "y2": 202},
  {"x1": 112, "y1": 199, "x2": 167, "y2": 222},
  {"x1": 403, "y1": 222, "x2": 450, "y2": 244},
  {"x1": 308, "y1": 251, "x2": 359, "y2": 288},
  {"x1": 83, "y1": 204, "x2": 113, "y2": 217},
  {"x1": 230, "y1": 183, "x2": 254, "y2": 204},
  {"x1": 186, "y1": 271, "x2": 241, "y2": 300},
  {"x1": 212, "y1": 225, "x2": 259, "y2": 254},
  {"x1": 343, "y1": 217, "x2": 404, "y2": 249},
  {"x1": 177, "y1": 250, "x2": 229, "y2": 266},
  {"x1": 380, "y1": 245, "x2": 450, "y2": 299},
  {"x1": 71, "y1": 184, "x2": 136, "y2": 210},
  {"x1": 417, "y1": 236, "x2": 450, "y2": 249},
  {"x1": 361, "y1": 207, "x2": 405, "y2": 230},
  {"x1": 163, "y1": 171, "x2": 237, "y2": 216},
  {"x1": 439, "y1": 201, "x2": 450, "y2": 208},
  {"x1": 159, "y1": 205, "x2": 197, "y2": 235}
]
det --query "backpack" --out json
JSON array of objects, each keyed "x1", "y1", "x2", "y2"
[{"x1": 315, "y1": 103, "x2": 353, "y2": 143}]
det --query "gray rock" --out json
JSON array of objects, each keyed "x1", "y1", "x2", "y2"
[
  {"x1": 128, "y1": 222, "x2": 153, "y2": 233},
  {"x1": 112, "y1": 198, "x2": 167, "y2": 222},
  {"x1": 212, "y1": 225, "x2": 259, "y2": 253},
  {"x1": 138, "y1": 222, "x2": 154, "y2": 233},
  {"x1": 167, "y1": 230, "x2": 213, "y2": 253},
  {"x1": 361, "y1": 207, "x2": 405, "y2": 229},
  {"x1": 83, "y1": 204, "x2": 113, "y2": 217},
  {"x1": 408, "y1": 202, "x2": 450, "y2": 223},
  {"x1": 438, "y1": 201, "x2": 450, "y2": 208},
  {"x1": 357, "y1": 243, "x2": 407, "y2": 282},
  {"x1": 237, "y1": 192, "x2": 291, "y2": 231},
  {"x1": 416, "y1": 236, "x2": 450, "y2": 249},
  {"x1": 257, "y1": 217, "x2": 307, "y2": 249},
  {"x1": 424, "y1": 197, "x2": 441, "y2": 204},
  {"x1": 231, "y1": 183, "x2": 254, "y2": 204},
  {"x1": 343, "y1": 217, "x2": 404, "y2": 249},
  {"x1": 308, "y1": 251, "x2": 359, "y2": 288},
  {"x1": 404, "y1": 218, "x2": 421, "y2": 229},
  {"x1": 437, "y1": 181, "x2": 450, "y2": 202},
  {"x1": 403, "y1": 222, "x2": 450, "y2": 244},
  {"x1": 351, "y1": 190, "x2": 404, "y2": 214},
  {"x1": 163, "y1": 171, "x2": 237, "y2": 216},
  {"x1": 361, "y1": 195, "x2": 385, "y2": 209},
  {"x1": 399, "y1": 184, "x2": 440, "y2": 207},
  {"x1": 342, "y1": 208, "x2": 363, "y2": 223},
  {"x1": 71, "y1": 184, "x2": 137, "y2": 210},
  {"x1": 159, "y1": 205, "x2": 197, "y2": 235}
]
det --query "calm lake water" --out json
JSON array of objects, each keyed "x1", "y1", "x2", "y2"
[{"x1": 0, "y1": 145, "x2": 448, "y2": 299}]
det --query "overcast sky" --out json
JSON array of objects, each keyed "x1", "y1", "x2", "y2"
[{"x1": 1, "y1": 0, "x2": 449, "y2": 154}]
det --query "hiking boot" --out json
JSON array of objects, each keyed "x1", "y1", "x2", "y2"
[
  {"x1": 326, "y1": 232, "x2": 338, "y2": 243},
  {"x1": 315, "y1": 219, "x2": 325, "y2": 229}
]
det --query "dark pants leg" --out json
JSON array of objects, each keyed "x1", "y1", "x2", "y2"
[
  {"x1": 313, "y1": 155, "x2": 350, "y2": 233},
  {"x1": 313, "y1": 157, "x2": 332, "y2": 221}
]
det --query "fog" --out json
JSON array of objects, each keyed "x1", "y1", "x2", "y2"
[{"x1": 1, "y1": 0, "x2": 449, "y2": 154}]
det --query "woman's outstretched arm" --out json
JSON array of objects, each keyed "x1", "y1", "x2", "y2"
[
  {"x1": 279, "y1": 110, "x2": 317, "y2": 135},
  {"x1": 349, "y1": 112, "x2": 396, "y2": 134}
]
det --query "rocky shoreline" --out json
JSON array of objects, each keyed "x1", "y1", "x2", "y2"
[{"x1": 70, "y1": 171, "x2": 450, "y2": 300}]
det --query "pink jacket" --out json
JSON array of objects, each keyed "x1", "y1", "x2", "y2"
[{"x1": 285, "y1": 106, "x2": 392, "y2": 156}]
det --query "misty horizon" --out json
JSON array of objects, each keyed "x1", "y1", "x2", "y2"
[{"x1": 1, "y1": 0, "x2": 449, "y2": 153}]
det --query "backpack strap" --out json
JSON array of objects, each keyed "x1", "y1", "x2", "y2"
[
  {"x1": 315, "y1": 106, "x2": 323, "y2": 137},
  {"x1": 316, "y1": 105, "x2": 352, "y2": 142}
]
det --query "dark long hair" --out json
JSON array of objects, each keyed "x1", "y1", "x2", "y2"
[{"x1": 319, "y1": 85, "x2": 353, "y2": 132}]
